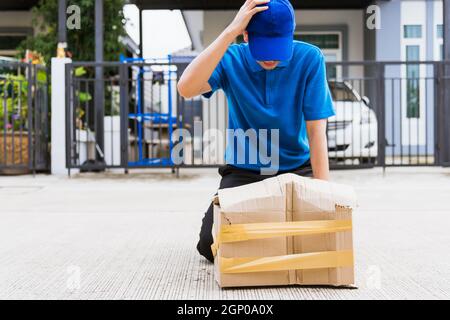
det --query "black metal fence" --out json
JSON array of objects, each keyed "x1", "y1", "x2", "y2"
[
  {"x1": 0, "y1": 60, "x2": 50, "y2": 174},
  {"x1": 65, "y1": 60, "x2": 449, "y2": 173},
  {"x1": 327, "y1": 61, "x2": 442, "y2": 168}
]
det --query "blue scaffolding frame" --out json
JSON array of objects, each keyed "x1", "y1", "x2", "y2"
[{"x1": 120, "y1": 55, "x2": 178, "y2": 167}]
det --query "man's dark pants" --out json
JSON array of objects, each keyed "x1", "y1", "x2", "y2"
[{"x1": 196, "y1": 160, "x2": 313, "y2": 262}]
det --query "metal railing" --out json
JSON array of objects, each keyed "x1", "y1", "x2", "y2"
[
  {"x1": 65, "y1": 60, "x2": 450, "y2": 173},
  {"x1": 0, "y1": 60, "x2": 50, "y2": 174},
  {"x1": 326, "y1": 60, "x2": 443, "y2": 168}
]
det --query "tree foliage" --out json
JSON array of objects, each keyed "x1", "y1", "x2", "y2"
[{"x1": 17, "y1": 0, "x2": 127, "y2": 64}]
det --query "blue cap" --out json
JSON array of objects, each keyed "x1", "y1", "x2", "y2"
[{"x1": 246, "y1": 0, "x2": 296, "y2": 61}]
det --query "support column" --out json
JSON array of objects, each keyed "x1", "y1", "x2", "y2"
[
  {"x1": 139, "y1": 8, "x2": 144, "y2": 105},
  {"x1": 57, "y1": 0, "x2": 67, "y2": 57},
  {"x1": 445, "y1": 0, "x2": 450, "y2": 61},
  {"x1": 95, "y1": 0, "x2": 105, "y2": 165},
  {"x1": 442, "y1": 0, "x2": 450, "y2": 165},
  {"x1": 51, "y1": 58, "x2": 72, "y2": 175},
  {"x1": 139, "y1": 8, "x2": 144, "y2": 58},
  {"x1": 138, "y1": 8, "x2": 145, "y2": 138}
]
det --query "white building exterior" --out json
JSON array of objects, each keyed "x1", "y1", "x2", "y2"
[
  {"x1": 181, "y1": 0, "x2": 444, "y2": 157},
  {"x1": 183, "y1": 1, "x2": 444, "y2": 63}
]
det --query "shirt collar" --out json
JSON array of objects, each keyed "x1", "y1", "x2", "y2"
[{"x1": 244, "y1": 44, "x2": 291, "y2": 72}]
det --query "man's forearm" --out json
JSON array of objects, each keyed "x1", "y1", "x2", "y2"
[
  {"x1": 306, "y1": 119, "x2": 330, "y2": 180},
  {"x1": 177, "y1": 29, "x2": 235, "y2": 98},
  {"x1": 309, "y1": 135, "x2": 330, "y2": 180}
]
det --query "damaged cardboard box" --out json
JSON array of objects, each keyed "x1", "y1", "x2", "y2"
[{"x1": 212, "y1": 173, "x2": 357, "y2": 288}]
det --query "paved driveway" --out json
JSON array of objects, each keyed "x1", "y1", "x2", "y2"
[{"x1": 0, "y1": 167, "x2": 449, "y2": 299}]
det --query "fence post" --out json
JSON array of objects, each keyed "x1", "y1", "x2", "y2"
[
  {"x1": 32, "y1": 64, "x2": 39, "y2": 175},
  {"x1": 119, "y1": 63, "x2": 129, "y2": 173},
  {"x1": 94, "y1": 0, "x2": 105, "y2": 165},
  {"x1": 443, "y1": 0, "x2": 450, "y2": 166},
  {"x1": 437, "y1": 61, "x2": 450, "y2": 167},
  {"x1": 376, "y1": 62, "x2": 386, "y2": 168},
  {"x1": 26, "y1": 63, "x2": 34, "y2": 173},
  {"x1": 442, "y1": 61, "x2": 450, "y2": 167},
  {"x1": 51, "y1": 57, "x2": 72, "y2": 175},
  {"x1": 44, "y1": 66, "x2": 51, "y2": 170},
  {"x1": 434, "y1": 62, "x2": 442, "y2": 166}
]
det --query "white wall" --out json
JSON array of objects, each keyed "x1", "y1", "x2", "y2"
[
  {"x1": 202, "y1": 9, "x2": 364, "y2": 79},
  {"x1": 434, "y1": 0, "x2": 443, "y2": 61},
  {"x1": 182, "y1": 11, "x2": 204, "y2": 51},
  {"x1": 0, "y1": 11, "x2": 33, "y2": 28},
  {"x1": 296, "y1": 10, "x2": 364, "y2": 62},
  {"x1": 202, "y1": 10, "x2": 364, "y2": 61}
]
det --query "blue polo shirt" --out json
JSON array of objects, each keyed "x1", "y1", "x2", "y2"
[{"x1": 203, "y1": 40, "x2": 335, "y2": 172}]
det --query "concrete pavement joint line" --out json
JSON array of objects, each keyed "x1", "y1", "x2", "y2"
[{"x1": 0, "y1": 186, "x2": 45, "y2": 189}]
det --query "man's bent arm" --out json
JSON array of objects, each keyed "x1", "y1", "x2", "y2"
[
  {"x1": 177, "y1": 30, "x2": 234, "y2": 98},
  {"x1": 177, "y1": 0, "x2": 269, "y2": 99},
  {"x1": 306, "y1": 119, "x2": 330, "y2": 180}
]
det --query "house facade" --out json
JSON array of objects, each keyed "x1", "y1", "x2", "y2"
[
  {"x1": 183, "y1": 0, "x2": 444, "y2": 64},
  {"x1": 3, "y1": 0, "x2": 449, "y2": 174},
  {"x1": 180, "y1": 0, "x2": 445, "y2": 161},
  {"x1": 0, "y1": 1, "x2": 140, "y2": 59}
]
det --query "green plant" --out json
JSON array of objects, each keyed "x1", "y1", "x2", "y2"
[
  {"x1": 73, "y1": 67, "x2": 92, "y2": 129},
  {"x1": 17, "y1": 0, "x2": 127, "y2": 65},
  {"x1": 0, "y1": 74, "x2": 29, "y2": 132}
]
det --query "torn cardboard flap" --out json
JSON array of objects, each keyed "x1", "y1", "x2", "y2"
[
  {"x1": 217, "y1": 173, "x2": 357, "y2": 213},
  {"x1": 217, "y1": 175, "x2": 287, "y2": 214},
  {"x1": 213, "y1": 173, "x2": 357, "y2": 288}
]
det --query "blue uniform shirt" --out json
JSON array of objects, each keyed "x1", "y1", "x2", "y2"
[{"x1": 203, "y1": 41, "x2": 335, "y2": 172}]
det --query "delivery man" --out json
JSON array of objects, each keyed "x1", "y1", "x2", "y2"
[{"x1": 177, "y1": 0, "x2": 335, "y2": 262}]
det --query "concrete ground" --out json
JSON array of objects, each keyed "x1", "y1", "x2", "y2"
[{"x1": 0, "y1": 167, "x2": 449, "y2": 300}]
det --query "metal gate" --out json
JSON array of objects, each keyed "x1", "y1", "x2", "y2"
[
  {"x1": 1, "y1": 60, "x2": 50, "y2": 174},
  {"x1": 65, "y1": 60, "x2": 447, "y2": 173},
  {"x1": 326, "y1": 61, "x2": 441, "y2": 168}
]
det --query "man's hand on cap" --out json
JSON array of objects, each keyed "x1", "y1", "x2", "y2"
[{"x1": 226, "y1": 0, "x2": 270, "y2": 39}]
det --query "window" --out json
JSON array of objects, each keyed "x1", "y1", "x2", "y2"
[
  {"x1": 294, "y1": 34, "x2": 339, "y2": 49},
  {"x1": 437, "y1": 24, "x2": 443, "y2": 39},
  {"x1": 406, "y1": 45, "x2": 420, "y2": 118},
  {"x1": 0, "y1": 35, "x2": 27, "y2": 51},
  {"x1": 404, "y1": 25, "x2": 422, "y2": 38},
  {"x1": 323, "y1": 53, "x2": 337, "y2": 79},
  {"x1": 294, "y1": 32, "x2": 342, "y2": 79}
]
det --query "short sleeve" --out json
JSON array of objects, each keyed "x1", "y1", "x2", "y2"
[
  {"x1": 302, "y1": 53, "x2": 335, "y2": 121},
  {"x1": 202, "y1": 58, "x2": 226, "y2": 99}
]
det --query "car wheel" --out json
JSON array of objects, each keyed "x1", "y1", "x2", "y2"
[{"x1": 361, "y1": 157, "x2": 376, "y2": 165}]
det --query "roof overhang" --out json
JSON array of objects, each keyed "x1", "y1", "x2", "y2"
[
  {"x1": 0, "y1": 0, "x2": 385, "y2": 11},
  {"x1": 0, "y1": 0, "x2": 39, "y2": 11},
  {"x1": 131, "y1": 0, "x2": 384, "y2": 10}
]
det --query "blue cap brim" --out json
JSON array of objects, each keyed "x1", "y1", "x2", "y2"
[{"x1": 248, "y1": 34, "x2": 293, "y2": 61}]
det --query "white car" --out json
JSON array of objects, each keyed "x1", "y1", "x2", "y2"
[{"x1": 327, "y1": 81, "x2": 378, "y2": 164}]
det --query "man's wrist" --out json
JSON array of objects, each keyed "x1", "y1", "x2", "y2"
[{"x1": 222, "y1": 26, "x2": 239, "y2": 43}]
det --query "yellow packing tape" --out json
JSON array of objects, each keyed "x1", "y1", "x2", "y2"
[
  {"x1": 211, "y1": 219, "x2": 352, "y2": 256},
  {"x1": 220, "y1": 250, "x2": 354, "y2": 274},
  {"x1": 219, "y1": 219, "x2": 352, "y2": 243}
]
